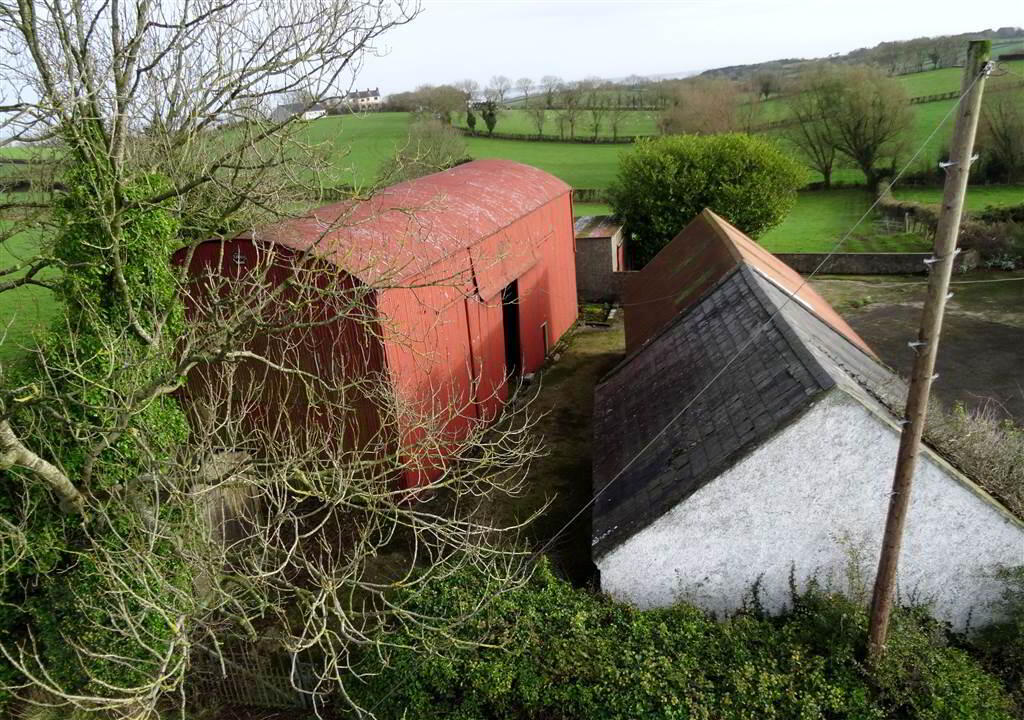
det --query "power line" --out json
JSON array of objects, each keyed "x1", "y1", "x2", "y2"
[
  {"x1": 366, "y1": 63, "x2": 991, "y2": 717},
  {"x1": 819, "y1": 275, "x2": 1024, "y2": 288}
]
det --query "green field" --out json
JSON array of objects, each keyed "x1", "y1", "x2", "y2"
[
  {"x1": 290, "y1": 112, "x2": 629, "y2": 189},
  {"x1": 759, "y1": 189, "x2": 930, "y2": 253},
  {"x1": 573, "y1": 202, "x2": 613, "y2": 218},
  {"x1": 0, "y1": 223, "x2": 58, "y2": 361},
  {"x1": 893, "y1": 184, "x2": 1024, "y2": 211},
  {"x1": 465, "y1": 135, "x2": 627, "y2": 189},
  {"x1": 454, "y1": 109, "x2": 659, "y2": 139},
  {"x1": 297, "y1": 112, "x2": 410, "y2": 187}
]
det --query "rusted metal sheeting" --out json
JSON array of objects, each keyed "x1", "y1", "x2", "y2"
[
  {"x1": 469, "y1": 229, "x2": 539, "y2": 302},
  {"x1": 248, "y1": 158, "x2": 571, "y2": 287},
  {"x1": 517, "y1": 197, "x2": 579, "y2": 373},
  {"x1": 175, "y1": 241, "x2": 387, "y2": 450},
  {"x1": 377, "y1": 254, "x2": 478, "y2": 487},
  {"x1": 574, "y1": 214, "x2": 623, "y2": 240},
  {"x1": 623, "y1": 216, "x2": 736, "y2": 352},
  {"x1": 465, "y1": 293, "x2": 507, "y2": 422},
  {"x1": 379, "y1": 193, "x2": 577, "y2": 486},
  {"x1": 623, "y1": 209, "x2": 874, "y2": 358},
  {"x1": 180, "y1": 161, "x2": 578, "y2": 490}
]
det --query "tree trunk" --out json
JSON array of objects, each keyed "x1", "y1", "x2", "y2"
[{"x1": 0, "y1": 420, "x2": 86, "y2": 513}]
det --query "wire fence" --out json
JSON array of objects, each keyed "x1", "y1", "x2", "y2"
[{"x1": 189, "y1": 645, "x2": 322, "y2": 712}]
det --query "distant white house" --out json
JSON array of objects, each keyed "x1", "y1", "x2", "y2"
[
  {"x1": 341, "y1": 88, "x2": 382, "y2": 111},
  {"x1": 592, "y1": 211, "x2": 1024, "y2": 632},
  {"x1": 270, "y1": 102, "x2": 328, "y2": 123}
]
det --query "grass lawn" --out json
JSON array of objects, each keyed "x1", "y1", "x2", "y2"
[
  {"x1": 487, "y1": 318, "x2": 625, "y2": 582},
  {"x1": 893, "y1": 184, "x2": 1024, "y2": 211},
  {"x1": 573, "y1": 202, "x2": 613, "y2": 217},
  {"x1": 898, "y1": 59, "x2": 1024, "y2": 97},
  {"x1": 297, "y1": 112, "x2": 410, "y2": 187},
  {"x1": 0, "y1": 223, "x2": 59, "y2": 362},
  {"x1": 465, "y1": 135, "x2": 628, "y2": 189},
  {"x1": 759, "y1": 189, "x2": 930, "y2": 253}
]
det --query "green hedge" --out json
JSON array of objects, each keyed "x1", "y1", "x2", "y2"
[
  {"x1": 607, "y1": 134, "x2": 806, "y2": 266},
  {"x1": 343, "y1": 562, "x2": 1015, "y2": 720}
]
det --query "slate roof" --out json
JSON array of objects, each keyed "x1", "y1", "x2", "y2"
[
  {"x1": 622, "y1": 210, "x2": 873, "y2": 358},
  {"x1": 592, "y1": 264, "x2": 904, "y2": 557},
  {"x1": 345, "y1": 88, "x2": 380, "y2": 100}
]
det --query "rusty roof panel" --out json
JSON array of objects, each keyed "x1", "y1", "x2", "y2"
[
  {"x1": 623, "y1": 209, "x2": 874, "y2": 358},
  {"x1": 574, "y1": 215, "x2": 623, "y2": 239},
  {"x1": 246, "y1": 159, "x2": 571, "y2": 287}
]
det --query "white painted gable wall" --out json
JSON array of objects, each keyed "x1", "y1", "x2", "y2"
[{"x1": 596, "y1": 390, "x2": 1024, "y2": 630}]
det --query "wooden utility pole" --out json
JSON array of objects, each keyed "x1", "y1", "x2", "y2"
[{"x1": 867, "y1": 40, "x2": 991, "y2": 661}]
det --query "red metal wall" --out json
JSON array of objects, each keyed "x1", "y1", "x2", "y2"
[
  {"x1": 178, "y1": 187, "x2": 577, "y2": 488},
  {"x1": 516, "y1": 196, "x2": 578, "y2": 373},
  {"x1": 377, "y1": 192, "x2": 577, "y2": 486},
  {"x1": 176, "y1": 240, "x2": 387, "y2": 452}
]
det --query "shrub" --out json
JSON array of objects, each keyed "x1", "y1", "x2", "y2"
[
  {"x1": 607, "y1": 134, "x2": 806, "y2": 266},
  {"x1": 376, "y1": 118, "x2": 470, "y2": 185},
  {"x1": 924, "y1": 402, "x2": 1024, "y2": 519},
  {"x1": 342, "y1": 561, "x2": 1014, "y2": 719},
  {"x1": 974, "y1": 567, "x2": 1024, "y2": 715}
]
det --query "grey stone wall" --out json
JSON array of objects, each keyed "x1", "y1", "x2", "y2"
[{"x1": 774, "y1": 250, "x2": 979, "y2": 275}]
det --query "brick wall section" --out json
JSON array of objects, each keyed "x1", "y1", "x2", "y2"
[{"x1": 774, "y1": 250, "x2": 978, "y2": 275}]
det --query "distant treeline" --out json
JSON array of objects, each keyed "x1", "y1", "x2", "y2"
[{"x1": 700, "y1": 27, "x2": 1024, "y2": 82}]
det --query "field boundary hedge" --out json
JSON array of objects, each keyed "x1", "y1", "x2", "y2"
[{"x1": 456, "y1": 128, "x2": 642, "y2": 144}]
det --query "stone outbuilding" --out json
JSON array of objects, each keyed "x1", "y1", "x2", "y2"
[
  {"x1": 592, "y1": 214, "x2": 1024, "y2": 631},
  {"x1": 573, "y1": 215, "x2": 628, "y2": 302}
]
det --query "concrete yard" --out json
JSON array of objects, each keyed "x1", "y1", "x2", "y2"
[{"x1": 813, "y1": 271, "x2": 1024, "y2": 423}]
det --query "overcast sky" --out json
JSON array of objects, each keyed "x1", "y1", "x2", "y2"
[{"x1": 355, "y1": 0, "x2": 1022, "y2": 93}]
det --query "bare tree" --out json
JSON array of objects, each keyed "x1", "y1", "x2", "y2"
[
  {"x1": 978, "y1": 80, "x2": 1024, "y2": 183},
  {"x1": 514, "y1": 77, "x2": 533, "y2": 104},
  {"x1": 526, "y1": 101, "x2": 548, "y2": 139},
  {"x1": 540, "y1": 75, "x2": 562, "y2": 108},
  {"x1": 582, "y1": 82, "x2": 608, "y2": 141},
  {"x1": 0, "y1": 0, "x2": 551, "y2": 717},
  {"x1": 414, "y1": 84, "x2": 465, "y2": 123},
  {"x1": 784, "y1": 65, "x2": 843, "y2": 188},
  {"x1": 454, "y1": 78, "x2": 480, "y2": 104},
  {"x1": 488, "y1": 75, "x2": 512, "y2": 106},
  {"x1": 827, "y1": 66, "x2": 912, "y2": 190},
  {"x1": 377, "y1": 118, "x2": 469, "y2": 183},
  {"x1": 752, "y1": 70, "x2": 782, "y2": 100},
  {"x1": 607, "y1": 104, "x2": 629, "y2": 141},
  {"x1": 658, "y1": 77, "x2": 742, "y2": 135},
  {"x1": 557, "y1": 82, "x2": 584, "y2": 139}
]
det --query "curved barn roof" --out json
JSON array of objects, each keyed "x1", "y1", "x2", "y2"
[{"x1": 246, "y1": 159, "x2": 571, "y2": 286}]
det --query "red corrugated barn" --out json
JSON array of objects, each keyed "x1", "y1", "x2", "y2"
[{"x1": 179, "y1": 159, "x2": 578, "y2": 485}]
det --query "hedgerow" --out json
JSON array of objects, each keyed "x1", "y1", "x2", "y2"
[{"x1": 344, "y1": 561, "x2": 1015, "y2": 720}]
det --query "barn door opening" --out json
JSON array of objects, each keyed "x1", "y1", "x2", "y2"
[{"x1": 501, "y1": 280, "x2": 521, "y2": 380}]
